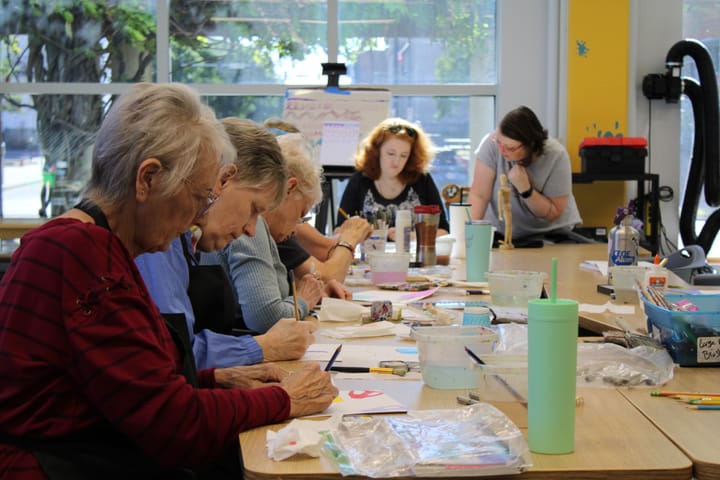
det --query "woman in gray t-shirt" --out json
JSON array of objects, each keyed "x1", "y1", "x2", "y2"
[{"x1": 469, "y1": 106, "x2": 582, "y2": 240}]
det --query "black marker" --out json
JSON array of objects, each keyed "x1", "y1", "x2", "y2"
[
  {"x1": 466, "y1": 289, "x2": 490, "y2": 295},
  {"x1": 324, "y1": 344, "x2": 343, "y2": 371}
]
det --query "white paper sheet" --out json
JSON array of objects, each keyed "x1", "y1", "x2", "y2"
[{"x1": 352, "y1": 287, "x2": 439, "y2": 305}]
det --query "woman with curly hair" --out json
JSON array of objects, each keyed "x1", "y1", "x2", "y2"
[{"x1": 337, "y1": 117, "x2": 449, "y2": 241}]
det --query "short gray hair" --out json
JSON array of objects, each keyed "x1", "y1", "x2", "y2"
[
  {"x1": 220, "y1": 117, "x2": 288, "y2": 209},
  {"x1": 277, "y1": 133, "x2": 323, "y2": 206},
  {"x1": 87, "y1": 83, "x2": 234, "y2": 205}
]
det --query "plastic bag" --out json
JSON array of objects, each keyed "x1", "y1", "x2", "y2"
[
  {"x1": 487, "y1": 323, "x2": 675, "y2": 387},
  {"x1": 576, "y1": 343, "x2": 674, "y2": 386},
  {"x1": 321, "y1": 403, "x2": 531, "y2": 477}
]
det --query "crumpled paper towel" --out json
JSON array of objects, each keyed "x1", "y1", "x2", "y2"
[
  {"x1": 323, "y1": 320, "x2": 399, "y2": 339},
  {"x1": 266, "y1": 415, "x2": 341, "y2": 461},
  {"x1": 318, "y1": 297, "x2": 369, "y2": 322}
]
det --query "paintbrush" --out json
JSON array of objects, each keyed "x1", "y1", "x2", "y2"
[
  {"x1": 289, "y1": 270, "x2": 300, "y2": 321},
  {"x1": 329, "y1": 366, "x2": 407, "y2": 376}
]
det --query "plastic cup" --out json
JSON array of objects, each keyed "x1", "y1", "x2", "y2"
[
  {"x1": 367, "y1": 252, "x2": 411, "y2": 285},
  {"x1": 361, "y1": 228, "x2": 387, "y2": 260},
  {"x1": 462, "y1": 306, "x2": 492, "y2": 327},
  {"x1": 487, "y1": 270, "x2": 546, "y2": 307},
  {"x1": 465, "y1": 221, "x2": 493, "y2": 282},
  {"x1": 435, "y1": 235, "x2": 456, "y2": 266},
  {"x1": 411, "y1": 325, "x2": 497, "y2": 389},
  {"x1": 528, "y1": 298, "x2": 579, "y2": 454},
  {"x1": 609, "y1": 266, "x2": 649, "y2": 304},
  {"x1": 449, "y1": 203, "x2": 470, "y2": 258}
]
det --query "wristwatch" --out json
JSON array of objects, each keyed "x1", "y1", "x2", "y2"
[{"x1": 520, "y1": 186, "x2": 534, "y2": 198}]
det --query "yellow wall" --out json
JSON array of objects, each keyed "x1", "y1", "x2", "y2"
[{"x1": 566, "y1": 0, "x2": 630, "y2": 232}]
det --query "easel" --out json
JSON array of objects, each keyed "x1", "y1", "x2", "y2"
[
  {"x1": 283, "y1": 63, "x2": 390, "y2": 234},
  {"x1": 315, "y1": 63, "x2": 354, "y2": 234}
]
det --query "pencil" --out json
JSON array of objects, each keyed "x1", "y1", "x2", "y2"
[
  {"x1": 289, "y1": 270, "x2": 300, "y2": 321},
  {"x1": 324, "y1": 344, "x2": 343, "y2": 371},
  {"x1": 688, "y1": 400, "x2": 720, "y2": 405},
  {"x1": 338, "y1": 207, "x2": 350, "y2": 220},
  {"x1": 651, "y1": 390, "x2": 720, "y2": 397},
  {"x1": 466, "y1": 289, "x2": 491, "y2": 295},
  {"x1": 688, "y1": 405, "x2": 720, "y2": 410}
]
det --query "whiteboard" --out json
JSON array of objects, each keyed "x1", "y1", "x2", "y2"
[{"x1": 282, "y1": 88, "x2": 391, "y2": 167}]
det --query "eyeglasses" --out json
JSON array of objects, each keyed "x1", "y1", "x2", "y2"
[
  {"x1": 296, "y1": 201, "x2": 317, "y2": 225},
  {"x1": 183, "y1": 177, "x2": 220, "y2": 218},
  {"x1": 196, "y1": 190, "x2": 219, "y2": 218},
  {"x1": 297, "y1": 214, "x2": 313, "y2": 225},
  {"x1": 492, "y1": 133, "x2": 523, "y2": 153},
  {"x1": 386, "y1": 124, "x2": 417, "y2": 138}
]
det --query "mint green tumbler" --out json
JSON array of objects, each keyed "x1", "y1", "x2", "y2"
[
  {"x1": 528, "y1": 298, "x2": 578, "y2": 454},
  {"x1": 465, "y1": 221, "x2": 493, "y2": 281}
]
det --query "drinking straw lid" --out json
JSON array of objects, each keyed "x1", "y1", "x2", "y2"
[{"x1": 414, "y1": 205, "x2": 441, "y2": 214}]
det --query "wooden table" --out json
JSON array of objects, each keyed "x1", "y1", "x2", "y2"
[
  {"x1": 471, "y1": 243, "x2": 646, "y2": 334},
  {"x1": 241, "y1": 376, "x2": 693, "y2": 479},
  {"x1": 620, "y1": 368, "x2": 720, "y2": 480},
  {"x1": 239, "y1": 243, "x2": 717, "y2": 480}
]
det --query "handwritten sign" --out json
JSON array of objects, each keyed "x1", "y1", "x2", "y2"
[
  {"x1": 697, "y1": 336, "x2": 720, "y2": 363},
  {"x1": 283, "y1": 88, "x2": 390, "y2": 166},
  {"x1": 319, "y1": 121, "x2": 361, "y2": 167}
]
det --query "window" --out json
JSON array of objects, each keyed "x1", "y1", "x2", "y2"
[{"x1": 0, "y1": 1, "x2": 496, "y2": 220}]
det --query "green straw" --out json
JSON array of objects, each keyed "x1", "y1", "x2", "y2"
[
  {"x1": 465, "y1": 206, "x2": 472, "y2": 222},
  {"x1": 551, "y1": 257, "x2": 558, "y2": 302}
]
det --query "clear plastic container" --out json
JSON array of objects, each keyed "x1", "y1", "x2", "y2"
[
  {"x1": 411, "y1": 325, "x2": 497, "y2": 389},
  {"x1": 367, "y1": 252, "x2": 411, "y2": 285},
  {"x1": 486, "y1": 271, "x2": 546, "y2": 307}
]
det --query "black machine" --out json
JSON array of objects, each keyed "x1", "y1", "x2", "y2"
[{"x1": 643, "y1": 39, "x2": 720, "y2": 284}]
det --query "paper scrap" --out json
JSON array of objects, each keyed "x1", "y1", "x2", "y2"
[
  {"x1": 579, "y1": 301, "x2": 635, "y2": 314},
  {"x1": 580, "y1": 260, "x2": 608, "y2": 277},
  {"x1": 318, "y1": 389, "x2": 407, "y2": 417},
  {"x1": 352, "y1": 287, "x2": 439, "y2": 305},
  {"x1": 300, "y1": 343, "x2": 418, "y2": 364}
]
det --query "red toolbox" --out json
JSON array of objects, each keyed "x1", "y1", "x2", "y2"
[{"x1": 579, "y1": 137, "x2": 648, "y2": 174}]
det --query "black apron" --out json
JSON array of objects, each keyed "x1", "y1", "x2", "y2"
[
  {"x1": 180, "y1": 235, "x2": 248, "y2": 335},
  {"x1": 0, "y1": 200, "x2": 240, "y2": 479}
]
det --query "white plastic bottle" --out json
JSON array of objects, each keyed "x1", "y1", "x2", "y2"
[{"x1": 395, "y1": 209, "x2": 412, "y2": 254}]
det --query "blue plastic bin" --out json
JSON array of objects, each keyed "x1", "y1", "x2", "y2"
[{"x1": 642, "y1": 294, "x2": 720, "y2": 366}]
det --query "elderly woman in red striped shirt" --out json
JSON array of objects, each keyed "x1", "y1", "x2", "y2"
[{"x1": 0, "y1": 82, "x2": 336, "y2": 480}]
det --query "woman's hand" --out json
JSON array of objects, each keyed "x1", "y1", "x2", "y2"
[
  {"x1": 324, "y1": 279, "x2": 352, "y2": 300},
  {"x1": 296, "y1": 273, "x2": 324, "y2": 310},
  {"x1": 256, "y1": 318, "x2": 317, "y2": 361},
  {"x1": 281, "y1": 363, "x2": 338, "y2": 418},
  {"x1": 507, "y1": 163, "x2": 531, "y2": 192},
  {"x1": 214, "y1": 363, "x2": 291, "y2": 389},
  {"x1": 336, "y1": 216, "x2": 372, "y2": 247}
]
